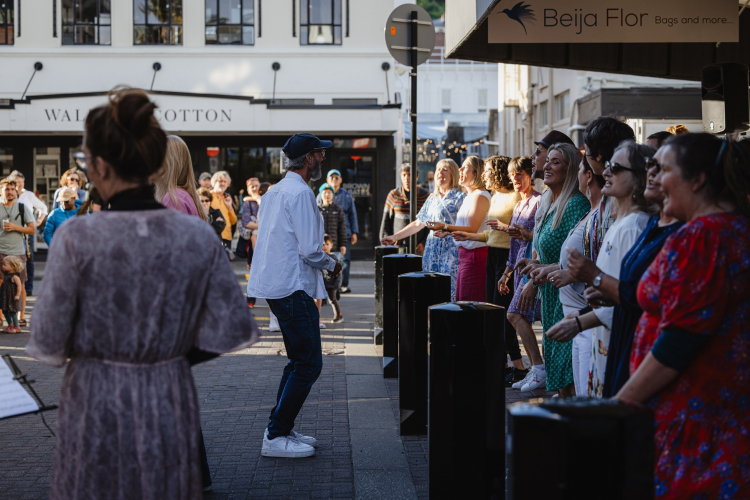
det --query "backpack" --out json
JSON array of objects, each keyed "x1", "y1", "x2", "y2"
[{"x1": 18, "y1": 202, "x2": 33, "y2": 261}]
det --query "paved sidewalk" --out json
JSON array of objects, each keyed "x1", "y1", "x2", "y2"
[{"x1": 2, "y1": 261, "x2": 551, "y2": 499}]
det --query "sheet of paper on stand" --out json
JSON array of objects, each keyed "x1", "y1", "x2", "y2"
[{"x1": 0, "y1": 359, "x2": 39, "y2": 419}]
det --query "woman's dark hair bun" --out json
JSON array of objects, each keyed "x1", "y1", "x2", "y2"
[{"x1": 85, "y1": 86, "x2": 167, "y2": 183}]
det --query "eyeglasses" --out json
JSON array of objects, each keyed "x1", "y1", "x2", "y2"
[
  {"x1": 604, "y1": 161, "x2": 637, "y2": 175},
  {"x1": 69, "y1": 178, "x2": 80, "y2": 184},
  {"x1": 312, "y1": 149, "x2": 326, "y2": 158},
  {"x1": 644, "y1": 157, "x2": 662, "y2": 173}
]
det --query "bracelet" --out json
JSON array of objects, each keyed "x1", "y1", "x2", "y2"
[{"x1": 575, "y1": 317, "x2": 583, "y2": 333}]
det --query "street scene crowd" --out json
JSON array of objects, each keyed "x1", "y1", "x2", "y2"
[{"x1": 0, "y1": 84, "x2": 748, "y2": 499}]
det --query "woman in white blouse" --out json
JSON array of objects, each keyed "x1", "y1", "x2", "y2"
[
  {"x1": 546, "y1": 140, "x2": 658, "y2": 397},
  {"x1": 433, "y1": 156, "x2": 491, "y2": 301}
]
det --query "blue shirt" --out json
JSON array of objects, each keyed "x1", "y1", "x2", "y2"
[
  {"x1": 316, "y1": 187, "x2": 358, "y2": 237},
  {"x1": 44, "y1": 200, "x2": 83, "y2": 247}
]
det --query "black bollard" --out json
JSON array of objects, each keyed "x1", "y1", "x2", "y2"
[
  {"x1": 398, "y1": 271, "x2": 451, "y2": 436},
  {"x1": 382, "y1": 254, "x2": 422, "y2": 378},
  {"x1": 507, "y1": 398, "x2": 654, "y2": 500},
  {"x1": 374, "y1": 245, "x2": 403, "y2": 345},
  {"x1": 428, "y1": 302, "x2": 506, "y2": 499}
]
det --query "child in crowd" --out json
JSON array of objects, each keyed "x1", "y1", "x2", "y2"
[
  {"x1": 322, "y1": 234, "x2": 344, "y2": 323},
  {"x1": 0, "y1": 256, "x2": 24, "y2": 333}
]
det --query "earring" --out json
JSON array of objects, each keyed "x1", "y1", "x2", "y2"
[
  {"x1": 632, "y1": 193, "x2": 637, "y2": 202},
  {"x1": 586, "y1": 181, "x2": 591, "y2": 200}
]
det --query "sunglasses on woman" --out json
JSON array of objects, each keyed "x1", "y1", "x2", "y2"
[
  {"x1": 604, "y1": 161, "x2": 637, "y2": 175},
  {"x1": 644, "y1": 157, "x2": 662, "y2": 173}
]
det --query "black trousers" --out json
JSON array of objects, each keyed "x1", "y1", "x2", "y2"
[{"x1": 485, "y1": 247, "x2": 522, "y2": 361}]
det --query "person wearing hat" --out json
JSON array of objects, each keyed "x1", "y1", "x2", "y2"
[
  {"x1": 317, "y1": 183, "x2": 347, "y2": 257},
  {"x1": 248, "y1": 133, "x2": 342, "y2": 459},
  {"x1": 198, "y1": 172, "x2": 213, "y2": 190},
  {"x1": 315, "y1": 168, "x2": 358, "y2": 293},
  {"x1": 44, "y1": 188, "x2": 83, "y2": 247},
  {"x1": 379, "y1": 163, "x2": 430, "y2": 252}
]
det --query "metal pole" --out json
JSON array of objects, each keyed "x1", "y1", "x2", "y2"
[{"x1": 409, "y1": 10, "x2": 418, "y2": 254}]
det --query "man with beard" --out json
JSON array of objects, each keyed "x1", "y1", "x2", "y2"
[{"x1": 248, "y1": 133, "x2": 342, "y2": 458}]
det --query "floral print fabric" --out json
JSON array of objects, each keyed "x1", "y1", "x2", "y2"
[
  {"x1": 507, "y1": 193, "x2": 542, "y2": 322},
  {"x1": 633, "y1": 212, "x2": 750, "y2": 499},
  {"x1": 416, "y1": 188, "x2": 465, "y2": 300}
]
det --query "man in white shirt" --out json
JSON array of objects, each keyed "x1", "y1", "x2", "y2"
[
  {"x1": 248, "y1": 133, "x2": 342, "y2": 459},
  {"x1": 8, "y1": 171, "x2": 46, "y2": 297}
]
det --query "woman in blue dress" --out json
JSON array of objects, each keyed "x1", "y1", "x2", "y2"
[{"x1": 381, "y1": 159, "x2": 465, "y2": 299}]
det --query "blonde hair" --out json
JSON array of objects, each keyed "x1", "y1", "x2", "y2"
[
  {"x1": 463, "y1": 156, "x2": 486, "y2": 190},
  {"x1": 434, "y1": 158, "x2": 460, "y2": 194},
  {"x1": 211, "y1": 170, "x2": 231, "y2": 190},
  {"x1": 154, "y1": 136, "x2": 208, "y2": 222},
  {"x1": 540, "y1": 143, "x2": 584, "y2": 230},
  {"x1": 3, "y1": 255, "x2": 24, "y2": 274},
  {"x1": 60, "y1": 168, "x2": 85, "y2": 188}
]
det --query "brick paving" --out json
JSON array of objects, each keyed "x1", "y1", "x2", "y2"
[{"x1": 2, "y1": 261, "x2": 553, "y2": 499}]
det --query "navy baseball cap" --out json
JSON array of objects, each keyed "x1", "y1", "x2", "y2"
[
  {"x1": 534, "y1": 130, "x2": 575, "y2": 148},
  {"x1": 282, "y1": 133, "x2": 332, "y2": 159},
  {"x1": 326, "y1": 169, "x2": 342, "y2": 178}
]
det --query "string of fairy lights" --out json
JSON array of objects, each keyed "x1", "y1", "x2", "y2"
[{"x1": 402, "y1": 137, "x2": 487, "y2": 163}]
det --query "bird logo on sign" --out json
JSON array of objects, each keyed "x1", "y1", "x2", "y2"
[{"x1": 498, "y1": 1, "x2": 536, "y2": 35}]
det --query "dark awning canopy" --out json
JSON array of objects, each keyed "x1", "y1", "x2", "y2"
[{"x1": 445, "y1": 0, "x2": 750, "y2": 81}]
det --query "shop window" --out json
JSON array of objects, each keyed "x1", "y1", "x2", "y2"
[
  {"x1": 0, "y1": 147, "x2": 13, "y2": 176},
  {"x1": 134, "y1": 0, "x2": 183, "y2": 45},
  {"x1": 555, "y1": 91, "x2": 570, "y2": 122},
  {"x1": 63, "y1": 0, "x2": 112, "y2": 45},
  {"x1": 205, "y1": 0, "x2": 254, "y2": 45},
  {"x1": 0, "y1": 0, "x2": 13, "y2": 45},
  {"x1": 300, "y1": 0, "x2": 341, "y2": 45}
]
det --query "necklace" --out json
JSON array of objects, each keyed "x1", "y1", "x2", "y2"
[{"x1": 2, "y1": 204, "x2": 13, "y2": 221}]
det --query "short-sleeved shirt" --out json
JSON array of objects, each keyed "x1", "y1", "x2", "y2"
[{"x1": 0, "y1": 202, "x2": 35, "y2": 256}]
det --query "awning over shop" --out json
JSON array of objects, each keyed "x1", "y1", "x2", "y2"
[{"x1": 445, "y1": 0, "x2": 750, "y2": 81}]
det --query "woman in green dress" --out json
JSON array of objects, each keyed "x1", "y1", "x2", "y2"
[{"x1": 518, "y1": 142, "x2": 590, "y2": 396}]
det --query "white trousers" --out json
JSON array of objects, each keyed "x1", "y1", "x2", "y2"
[{"x1": 563, "y1": 305, "x2": 593, "y2": 398}]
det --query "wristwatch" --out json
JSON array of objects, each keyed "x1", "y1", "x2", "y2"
[{"x1": 593, "y1": 271, "x2": 605, "y2": 288}]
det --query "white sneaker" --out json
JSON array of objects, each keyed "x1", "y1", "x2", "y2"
[
  {"x1": 319, "y1": 322, "x2": 327, "y2": 329},
  {"x1": 512, "y1": 370, "x2": 534, "y2": 389},
  {"x1": 265, "y1": 428, "x2": 317, "y2": 447},
  {"x1": 261, "y1": 434, "x2": 315, "y2": 458},
  {"x1": 520, "y1": 369, "x2": 547, "y2": 392}
]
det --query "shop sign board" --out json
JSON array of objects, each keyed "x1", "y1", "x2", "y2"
[{"x1": 488, "y1": 0, "x2": 738, "y2": 44}]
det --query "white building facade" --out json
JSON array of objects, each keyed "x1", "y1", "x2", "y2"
[
  {"x1": 0, "y1": 0, "x2": 409, "y2": 251},
  {"x1": 496, "y1": 65, "x2": 704, "y2": 157},
  {"x1": 393, "y1": 23, "x2": 498, "y2": 181}
]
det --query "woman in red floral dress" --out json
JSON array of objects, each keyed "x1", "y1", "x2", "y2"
[{"x1": 615, "y1": 134, "x2": 750, "y2": 499}]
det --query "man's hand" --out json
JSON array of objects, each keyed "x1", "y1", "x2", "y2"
[
  {"x1": 340, "y1": 246, "x2": 347, "y2": 256},
  {"x1": 3, "y1": 222, "x2": 17, "y2": 232},
  {"x1": 330, "y1": 261, "x2": 343, "y2": 278},
  {"x1": 223, "y1": 194, "x2": 233, "y2": 210},
  {"x1": 351, "y1": 234, "x2": 358, "y2": 245}
]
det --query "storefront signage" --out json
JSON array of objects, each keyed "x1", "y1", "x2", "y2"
[
  {"x1": 41, "y1": 108, "x2": 232, "y2": 124},
  {"x1": 488, "y1": 0, "x2": 738, "y2": 44}
]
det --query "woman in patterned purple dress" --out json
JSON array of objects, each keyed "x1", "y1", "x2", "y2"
[{"x1": 498, "y1": 158, "x2": 543, "y2": 377}]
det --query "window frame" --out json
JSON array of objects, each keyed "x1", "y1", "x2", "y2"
[
  {"x1": 477, "y1": 88, "x2": 488, "y2": 113},
  {"x1": 62, "y1": 0, "x2": 112, "y2": 45},
  {"x1": 441, "y1": 89, "x2": 452, "y2": 113},
  {"x1": 300, "y1": 0, "x2": 342, "y2": 46},
  {"x1": 539, "y1": 100, "x2": 549, "y2": 128},
  {"x1": 133, "y1": 0, "x2": 183, "y2": 46},
  {"x1": 0, "y1": 0, "x2": 14, "y2": 45},
  {"x1": 205, "y1": 0, "x2": 255, "y2": 45},
  {"x1": 554, "y1": 91, "x2": 570, "y2": 122}
]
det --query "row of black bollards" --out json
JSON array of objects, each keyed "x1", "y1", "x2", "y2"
[{"x1": 375, "y1": 247, "x2": 653, "y2": 500}]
